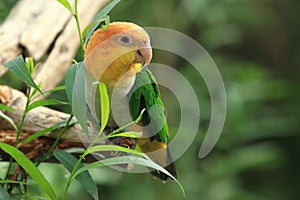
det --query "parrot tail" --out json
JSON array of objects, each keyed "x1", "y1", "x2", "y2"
[
  {"x1": 137, "y1": 138, "x2": 177, "y2": 181},
  {"x1": 150, "y1": 148, "x2": 177, "y2": 182},
  {"x1": 151, "y1": 163, "x2": 177, "y2": 181}
]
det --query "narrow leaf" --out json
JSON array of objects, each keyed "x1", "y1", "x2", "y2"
[
  {"x1": 98, "y1": 82, "x2": 110, "y2": 132},
  {"x1": 4, "y1": 55, "x2": 43, "y2": 95},
  {"x1": 134, "y1": 108, "x2": 146, "y2": 123},
  {"x1": 0, "y1": 143, "x2": 57, "y2": 200},
  {"x1": 26, "y1": 99, "x2": 68, "y2": 113},
  {"x1": 82, "y1": 21, "x2": 98, "y2": 38},
  {"x1": 101, "y1": 109, "x2": 146, "y2": 137},
  {"x1": 85, "y1": 145, "x2": 142, "y2": 157},
  {"x1": 29, "y1": 82, "x2": 42, "y2": 99},
  {"x1": 53, "y1": 150, "x2": 98, "y2": 200},
  {"x1": 19, "y1": 118, "x2": 76, "y2": 146},
  {"x1": 74, "y1": 156, "x2": 185, "y2": 196},
  {"x1": 20, "y1": 126, "x2": 58, "y2": 146},
  {"x1": 0, "y1": 103, "x2": 15, "y2": 112},
  {"x1": 0, "y1": 185, "x2": 11, "y2": 200},
  {"x1": 72, "y1": 63, "x2": 88, "y2": 134},
  {"x1": 107, "y1": 131, "x2": 143, "y2": 139},
  {"x1": 64, "y1": 148, "x2": 85, "y2": 154},
  {"x1": 84, "y1": 0, "x2": 121, "y2": 44},
  {"x1": 0, "y1": 110, "x2": 17, "y2": 131},
  {"x1": 56, "y1": 0, "x2": 72, "y2": 13},
  {"x1": 34, "y1": 85, "x2": 66, "y2": 99},
  {"x1": 25, "y1": 57, "x2": 35, "y2": 74},
  {"x1": 65, "y1": 63, "x2": 79, "y2": 106},
  {"x1": 43, "y1": 85, "x2": 66, "y2": 94}
]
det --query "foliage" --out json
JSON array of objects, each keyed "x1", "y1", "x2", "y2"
[
  {"x1": 0, "y1": 143, "x2": 57, "y2": 200},
  {"x1": 0, "y1": 0, "x2": 183, "y2": 199},
  {"x1": 0, "y1": 52, "x2": 74, "y2": 199},
  {"x1": 1, "y1": 0, "x2": 299, "y2": 200}
]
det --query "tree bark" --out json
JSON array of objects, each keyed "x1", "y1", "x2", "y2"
[
  {"x1": 0, "y1": 85, "x2": 101, "y2": 160},
  {"x1": 0, "y1": 0, "x2": 110, "y2": 161},
  {"x1": 0, "y1": 0, "x2": 109, "y2": 94},
  {"x1": 0, "y1": 85, "x2": 97, "y2": 142}
]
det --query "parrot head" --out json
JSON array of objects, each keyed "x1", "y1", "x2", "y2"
[{"x1": 84, "y1": 22, "x2": 152, "y2": 91}]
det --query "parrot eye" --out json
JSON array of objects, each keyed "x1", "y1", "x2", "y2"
[{"x1": 117, "y1": 34, "x2": 133, "y2": 46}]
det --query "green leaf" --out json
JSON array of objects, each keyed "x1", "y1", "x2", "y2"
[
  {"x1": 29, "y1": 82, "x2": 42, "y2": 99},
  {"x1": 85, "y1": 144, "x2": 142, "y2": 157},
  {"x1": 72, "y1": 63, "x2": 88, "y2": 134},
  {"x1": 103, "y1": 109, "x2": 146, "y2": 137},
  {"x1": 0, "y1": 103, "x2": 15, "y2": 112},
  {"x1": 25, "y1": 57, "x2": 35, "y2": 74},
  {"x1": 83, "y1": 15, "x2": 109, "y2": 41},
  {"x1": 0, "y1": 185, "x2": 11, "y2": 200},
  {"x1": 73, "y1": 155, "x2": 185, "y2": 196},
  {"x1": 0, "y1": 143, "x2": 57, "y2": 200},
  {"x1": 84, "y1": 0, "x2": 121, "y2": 44},
  {"x1": 56, "y1": 0, "x2": 72, "y2": 13},
  {"x1": 20, "y1": 126, "x2": 58, "y2": 146},
  {"x1": 134, "y1": 108, "x2": 146, "y2": 123},
  {"x1": 65, "y1": 63, "x2": 79, "y2": 106},
  {"x1": 33, "y1": 85, "x2": 66, "y2": 99},
  {"x1": 53, "y1": 150, "x2": 98, "y2": 200},
  {"x1": 82, "y1": 21, "x2": 98, "y2": 38},
  {"x1": 107, "y1": 131, "x2": 143, "y2": 139},
  {"x1": 64, "y1": 147, "x2": 85, "y2": 154},
  {"x1": 0, "y1": 110, "x2": 17, "y2": 131},
  {"x1": 98, "y1": 82, "x2": 110, "y2": 132},
  {"x1": 26, "y1": 99, "x2": 68, "y2": 113},
  {"x1": 43, "y1": 85, "x2": 66, "y2": 94},
  {"x1": 4, "y1": 55, "x2": 43, "y2": 95}
]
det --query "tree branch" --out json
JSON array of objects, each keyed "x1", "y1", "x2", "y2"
[
  {"x1": 0, "y1": 85, "x2": 100, "y2": 161},
  {"x1": 0, "y1": 0, "x2": 109, "y2": 95},
  {"x1": 0, "y1": 0, "x2": 130, "y2": 162}
]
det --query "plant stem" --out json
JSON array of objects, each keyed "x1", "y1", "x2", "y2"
[
  {"x1": 14, "y1": 88, "x2": 31, "y2": 146},
  {"x1": 61, "y1": 2, "x2": 87, "y2": 198},
  {"x1": 62, "y1": 154, "x2": 85, "y2": 200},
  {"x1": 61, "y1": 107, "x2": 145, "y2": 198},
  {"x1": 36, "y1": 115, "x2": 74, "y2": 166},
  {"x1": 4, "y1": 87, "x2": 32, "y2": 180},
  {"x1": 74, "y1": 0, "x2": 85, "y2": 52}
]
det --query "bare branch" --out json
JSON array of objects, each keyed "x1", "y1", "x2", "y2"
[
  {"x1": 0, "y1": 85, "x2": 101, "y2": 161},
  {"x1": 0, "y1": 0, "x2": 109, "y2": 95}
]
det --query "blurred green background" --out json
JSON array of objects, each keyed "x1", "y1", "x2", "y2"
[{"x1": 1, "y1": 0, "x2": 299, "y2": 199}]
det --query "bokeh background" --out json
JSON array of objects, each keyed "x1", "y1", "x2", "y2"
[{"x1": 1, "y1": 0, "x2": 299, "y2": 199}]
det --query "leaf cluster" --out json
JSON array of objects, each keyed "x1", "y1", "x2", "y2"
[{"x1": 0, "y1": 1, "x2": 184, "y2": 199}]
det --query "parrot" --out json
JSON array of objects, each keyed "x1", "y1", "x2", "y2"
[{"x1": 84, "y1": 22, "x2": 176, "y2": 181}]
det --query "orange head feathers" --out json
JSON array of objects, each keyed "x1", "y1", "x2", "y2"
[{"x1": 84, "y1": 22, "x2": 152, "y2": 90}]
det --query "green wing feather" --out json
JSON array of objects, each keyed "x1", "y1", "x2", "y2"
[{"x1": 129, "y1": 68, "x2": 169, "y2": 144}]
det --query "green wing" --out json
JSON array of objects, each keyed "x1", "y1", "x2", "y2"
[{"x1": 129, "y1": 68, "x2": 169, "y2": 144}]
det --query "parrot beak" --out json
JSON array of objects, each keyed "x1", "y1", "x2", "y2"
[{"x1": 135, "y1": 42, "x2": 152, "y2": 66}]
